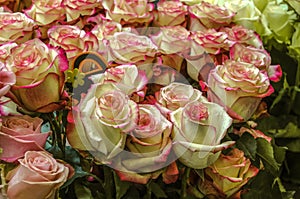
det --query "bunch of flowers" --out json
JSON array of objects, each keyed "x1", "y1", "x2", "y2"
[{"x1": 0, "y1": 0, "x2": 299, "y2": 198}]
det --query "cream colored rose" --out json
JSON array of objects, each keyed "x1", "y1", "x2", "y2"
[
  {"x1": 170, "y1": 98, "x2": 234, "y2": 169},
  {"x1": 0, "y1": 42, "x2": 18, "y2": 62},
  {"x1": 0, "y1": 62, "x2": 15, "y2": 98},
  {"x1": 25, "y1": 0, "x2": 66, "y2": 25},
  {"x1": 154, "y1": 1, "x2": 187, "y2": 27},
  {"x1": 63, "y1": 0, "x2": 102, "y2": 22},
  {"x1": 6, "y1": 151, "x2": 71, "y2": 199},
  {"x1": 108, "y1": 32, "x2": 158, "y2": 64},
  {"x1": 155, "y1": 82, "x2": 202, "y2": 112},
  {"x1": 67, "y1": 82, "x2": 138, "y2": 163},
  {"x1": 48, "y1": 25, "x2": 99, "y2": 61},
  {"x1": 91, "y1": 17, "x2": 122, "y2": 42},
  {"x1": 103, "y1": 0, "x2": 153, "y2": 26},
  {"x1": 207, "y1": 60, "x2": 274, "y2": 122},
  {"x1": 5, "y1": 38, "x2": 68, "y2": 113},
  {"x1": 189, "y1": 1, "x2": 235, "y2": 29},
  {"x1": 0, "y1": 12, "x2": 35, "y2": 44}
]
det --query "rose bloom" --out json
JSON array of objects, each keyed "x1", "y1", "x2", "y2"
[
  {"x1": 190, "y1": 29, "x2": 233, "y2": 54},
  {"x1": 153, "y1": 1, "x2": 188, "y2": 27},
  {"x1": 0, "y1": 12, "x2": 35, "y2": 45},
  {"x1": 0, "y1": 42, "x2": 18, "y2": 62},
  {"x1": 0, "y1": 115, "x2": 50, "y2": 162},
  {"x1": 48, "y1": 25, "x2": 99, "y2": 61},
  {"x1": 155, "y1": 82, "x2": 202, "y2": 112},
  {"x1": 5, "y1": 38, "x2": 68, "y2": 113},
  {"x1": 220, "y1": 25, "x2": 263, "y2": 49},
  {"x1": 67, "y1": 82, "x2": 138, "y2": 163},
  {"x1": 230, "y1": 43, "x2": 271, "y2": 70},
  {"x1": 115, "y1": 104, "x2": 176, "y2": 184},
  {"x1": 108, "y1": 32, "x2": 158, "y2": 65},
  {"x1": 207, "y1": 60, "x2": 274, "y2": 122},
  {"x1": 204, "y1": 148, "x2": 259, "y2": 198},
  {"x1": 103, "y1": 0, "x2": 154, "y2": 26},
  {"x1": 63, "y1": 0, "x2": 102, "y2": 22},
  {"x1": 91, "y1": 17, "x2": 122, "y2": 42},
  {"x1": 170, "y1": 98, "x2": 234, "y2": 169},
  {"x1": 6, "y1": 151, "x2": 73, "y2": 199},
  {"x1": 0, "y1": 62, "x2": 15, "y2": 98},
  {"x1": 25, "y1": 0, "x2": 66, "y2": 25},
  {"x1": 262, "y1": 0, "x2": 297, "y2": 44},
  {"x1": 189, "y1": 1, "x2": 235, "y2": 29},
  {"x1": 90, "y1": 64, "x2": 148, "y2": 100}
]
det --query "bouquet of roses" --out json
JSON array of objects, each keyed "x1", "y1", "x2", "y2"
[{"x1": 0, "y1": 0, "x2": 299, "y2": 198}]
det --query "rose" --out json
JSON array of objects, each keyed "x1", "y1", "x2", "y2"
[
  {"x1": 63, "y1": 0, "x2": 102, "y2": 22},
  {"x1": 204, "y1": 148, "x2": 259, "y2": 197},
  {"x1": 108, "y1": 32, "x2": 158, "y2": 65},
  {"x1": 90, "y1": 17, "x2": 122, "y2": 42},
  {"x1": 155, "y1": 82, "x2": 202, "y2": 112},
  {"x1": 207, "y1": 60, "x2": 274, "y2": 122},
  {"x1": 115, "y1": 104, "x2": 176, "y2": 184},
  {"x1": 0, "y1": 12, "x2": 35, "y2": 44},
  {"x1": 220, "y1": 25, "x2": 263, "y2": 49},
  {"x1": 153, "y1": 1, "x2": 187, "y2": 27},
  {"x1": 67, "y1": 82, "x2": 138, "y2": 163},
  {"x1": 5, "y1": 38, "x2": 68, "y2": 113},
  {"x1": 102, "y1": 0, "x2": 154, "y2": 26},
  {"x1": 90, "y1": 64, "x2": 148, "y2": 100},
  {"x1": 0, "y1": 62, "x2": 15, "y2": 98},
  {"x1": 180, "y1": 0, "x2": 223, "y2": 6},
  {"x1": 189, "y1": 1, "x2": 235, "y2": 29},
  {"x1": 6, "y1": 151, "x2": 73, "y2": 199},
  {"x1": 262, "y1": 1, "x2": 297, "y2": 44},
  {"x1": 288, "y1": 22, "x2": 300, "y2": 58},
  {"x1": 0, "y1": 42, "x2": 18, "y2": 62},
  {"x1": 150, "y1": 26, "x2": 190, "y2": 55},
  {"x1": 170, "y1": 98, "x2": 234, "y2": 169},
  {"x1": 25, "y1": 0, "x2": 66, "y2": 25},
  {"x1": 48, "y1": 25, "x2": 99, "y2": 61},
  {"x1": 230, "y1": 43, "x2": 271, "y2": 70},
  {"x1": 0, "y1": 115, "x2": 50, "y2": 162},
  {"x1": 190, "y1": 29, "x2": 233, "y2": 54},
  {"x1": 223, "y1": 0, "x2": 271, "y2": 37}
]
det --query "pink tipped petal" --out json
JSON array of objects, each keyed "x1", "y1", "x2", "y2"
[{"x1": 268, "y1": 64, "x2": 282, "y2": 82}]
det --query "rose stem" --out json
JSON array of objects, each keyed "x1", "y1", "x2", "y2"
[{"x1": 181, "y1": 167, "x2": 191, "y2": 199}]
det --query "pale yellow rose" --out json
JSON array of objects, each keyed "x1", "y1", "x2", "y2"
[
  {"x1": 25, "y1": 0, "x2": 66, "y2": 25},
  {"x1": 0, "y1": 12, "x2": 35, "y2": 44},
  {"x1": 207, "y1": 60, "x2": 274, "y2": 122},
  {"x1": 170, "y1": 98, "x2": 234, "y2": 169},
  {"x1": 6, "y1": 151, "x2": 72, "y2": 199},
  {"x1": 153, "y1": 1, "x2": 188, "y2": 27},
  {"x1": 0, "y1": 42, "x2": 18, "y2": 62}
]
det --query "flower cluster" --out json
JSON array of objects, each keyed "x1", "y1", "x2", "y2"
[{"x1": 0, "y1": 0, "x2": 295, "y2": 199}]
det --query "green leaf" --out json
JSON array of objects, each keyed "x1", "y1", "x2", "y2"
[
  {"x1": 275, "y1": 122, "x2": 300, "y2": 138},
  {"x1": 61, "y1": 167, "x2": 89, "y2": 189},
  {"x1": 272, "y1": 140, "x2": 287, "y2": 164},
  {"x1": 74, "y1": 182, "x2": 93, "y2": 199},
  {"x1": 236, "y1": 133, "x2": 257, "y2": 160},
  {"x1": 113, "y1": 172, "x2": 132, "y2": 199},
  {"x1": 149, "y1": 182, "x2": 168, "y2": 198},
  {"x1": 256, "y1": 138, "x2": 279, "y2": 176},
  {"x1": 292, "y1": 86, "x2": 300, "y2": 115}
]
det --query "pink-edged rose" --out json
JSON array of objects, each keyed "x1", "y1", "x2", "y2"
[
  {"x1": 230, "y1": 43, "x2": 271, "y2": 70},
  {"x1": 0, "y1": 42, "x2": 18, "y2": 62},
  {"x1": 190, "y1": 29, "x2": 233, "y2": 54},
  {"x1": 6, "y1": 151, "x2": 73, "y2": 199},
  {"x1": 0, "y1": 12, "x2": 35, "y2": 44},
  {"x1": 91, "y1": 16, "x2": 122, "y2": 41},
  {"x1": 63, "y1": 0, "x2": 102, "y2": 22},
  {"x1": 108, "y1": 32, "x2": 158, "y2": 65},
  {"x1": 207, "y1": 60, "x2": 274, "y2": 122},
  {"x1": 91, "y1": 64, "x2": 148, "y2": 100},
  {"x1": 151, "y1": 26, "x2": 190, "y2": 55},
  {"x1": 155, "y1": 82, "x2": 202, "y2": 112},
  {"x1": 0, "y1": 115, "x2": 50, "y2": 162},
  {"x1": 25, "y1": 0, "x2": 66, "y2": 25},
  {"x1": 153, "y1": 1, "x2": 188, "y2": 27},
  {"x1": 220, "y1": 25, "x2": 263, "y2": 49},
  {"x1": 170, "y1": 97, "x2": 234, "y2": 169},
  {"x1": 115, "y1": 104, "x2": 176, "y2": 184},
  {"x1": 189, "y1": 1, "x2": 235, "y2": 29},
  {"x1": 103, "y1": 0, "x2": 154, "y2": 26},
  {"x1": 67, "y1": 82, "x2": 137, "y2": 163},
  {"x1": 48, "y1": 25, "x2": 99, "y2": 61},
  {"x1": 5, "y1": 38, "x2": 68, "y2": 113},
  {"x1": 204, "y1": 148, "x2": 259, "y2": 197},
  {"x1": 0, "y1": 62, "x2": 15, "y2": 98}
]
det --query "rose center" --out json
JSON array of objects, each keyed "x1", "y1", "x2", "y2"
[{"x1": 185, "y1": 102, "x2": 209, "y2": 121}]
